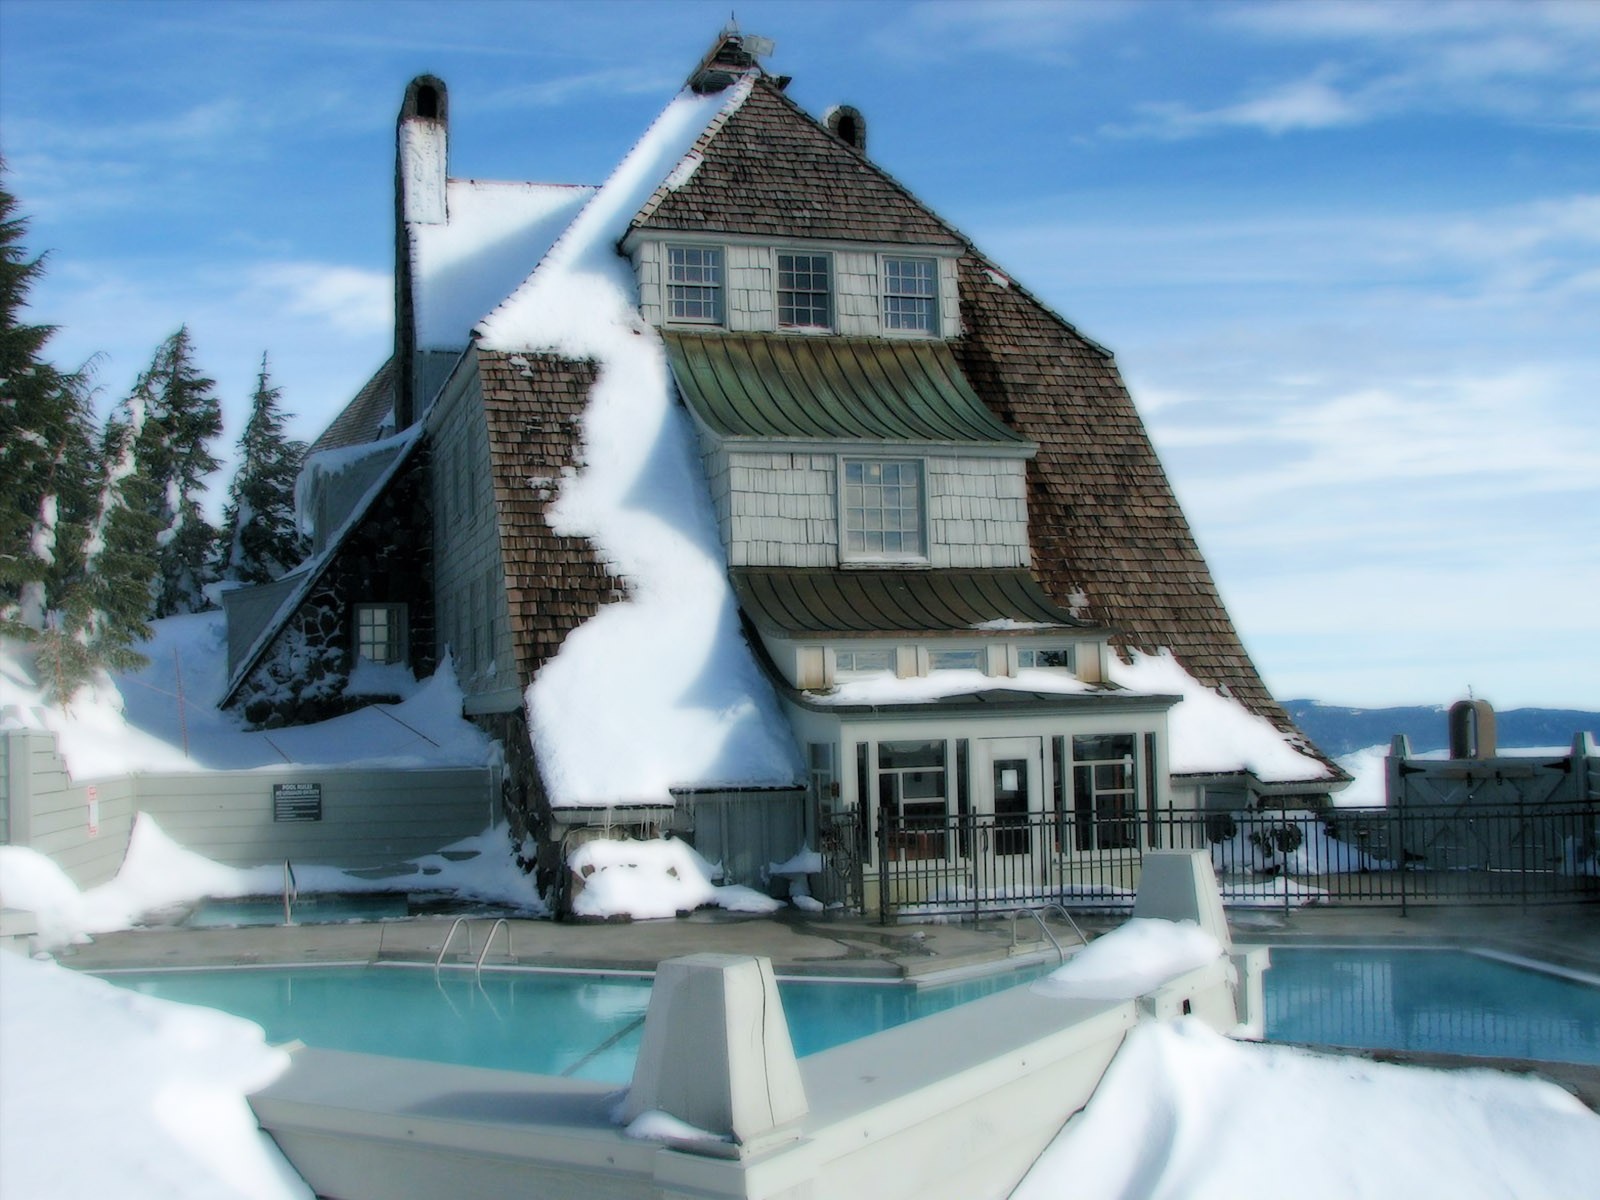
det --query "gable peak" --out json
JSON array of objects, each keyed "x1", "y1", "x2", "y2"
[{"x1": 687, "y1": 24, "x2": 774, "y2": 94}]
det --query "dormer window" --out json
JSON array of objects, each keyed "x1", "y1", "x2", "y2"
[
  {"x1": 883, "y1": 256, "x2": 937, "y2": 334},
  {"x1": 842, "y1": 458, "x2": 925, "y2": 560},
  {"x1": 667, "y1": 246, "x2": 724, "y2": 324},
  {"x1": 778, "y1": 251, "x2": 832, "y2": 330}
]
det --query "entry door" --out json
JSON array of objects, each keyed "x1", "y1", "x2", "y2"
[{"x1": 974, "y1": 737, "x2": 1045, "y2": 890}]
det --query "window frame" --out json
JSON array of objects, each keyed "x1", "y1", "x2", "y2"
[
  {"x1": 881, "y1": 254, "x2": 939, "y2": 335},
  {"x1": 665, "y1": 244, "x2": 725, "y2": 326},
  {"x1": 776, "y1": 249, "x2": 834, "y2": 331},
  {"x1": 354, "y1": 603, "x2": 408, "y2": 667},
  {"x1": 839, "y1": 456, "x2": 928, "y2": 564}
]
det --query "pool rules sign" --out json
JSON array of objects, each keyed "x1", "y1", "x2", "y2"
[{"x1": 273, "y1": 782, "x2": 323, "y2": 823}]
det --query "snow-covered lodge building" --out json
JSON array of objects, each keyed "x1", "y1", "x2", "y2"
[{"x1": 219, "y1": 32, "x2": 1338, "y2": 900}]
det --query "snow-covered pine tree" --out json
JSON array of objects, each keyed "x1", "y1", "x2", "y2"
[
  {"x1": 135, "y1": 326, "x2": 223, "y2": 618},
  {"x1": 77, "y1": 384, "x2": 162, "y2": 676},
  {"x1": 217, "y1": 354, "x2": 308, "y2": 586},
  {"x1": 0, "y1": 178, "x2": 107, "y2": 698}
]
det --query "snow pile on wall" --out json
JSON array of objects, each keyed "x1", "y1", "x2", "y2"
[
  {"x1": 568, "y1": 837, "x2": 782, "y2": 920},
  {"x1": 1032, "y1": 918, "x2": 1225, "y2": 1001},
  {"x1": 1110, "y1": 649, "x2": 1330, "y2": 782},
  {"x1": 1012, "y1": 1017, "x2": 1600, "y2": 1200},
  {"x1": 0, "y1": 952, "x2": 312, "y2": 1200},
  {"x1": 475, "y1": 77, "x2": 801, "y2": 807},
  {"x1": 0, "y1": 814, "x2": 545, "y2": 947}
]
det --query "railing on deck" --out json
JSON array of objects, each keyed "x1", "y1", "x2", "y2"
[{"x1": 875, "y1": 803, "x2": 1600, "y2": 922}]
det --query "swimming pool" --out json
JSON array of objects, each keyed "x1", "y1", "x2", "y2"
[
  {"x1": 103, "y1": 964, "x2": 1042, "y2": 1082},
  {"x1": 102, "y1": 946, "x2": 1600, "y2": 1079},
  {"x1": 1265, "y1": 946, "x2": 1600, "y2": 1065}
]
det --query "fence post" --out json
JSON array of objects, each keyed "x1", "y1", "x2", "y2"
[{"x1": 877, "y1": 809, "x2": 891, "y2": 926}]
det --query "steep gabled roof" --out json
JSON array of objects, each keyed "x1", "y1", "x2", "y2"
[
  {"x1": 633, "y1": 78, "x2": 957, "y2": 246},
  {"x1": 625, "y1": 75, "x2": 1332, "y2": 776}
]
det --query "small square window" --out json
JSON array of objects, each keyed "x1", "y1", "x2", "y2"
[
  {"x1": 667, "y1": 246, "x2": 723, "y2": 324},
  {"x1": 836, "y1": 648, "x2": 894, "y2": 675},
  {"x1": 778, "y1": 251, "x2": 832, "y2": 329},
  {"x1": 883, "y1": 257, "x2": 937, "y2": 333},
  {"x1": 1019, "y1": 647, "x2": 1076, "y2": 671},
  {"x1": 929, "y1": 648, "x2": 984, "y2": 671},
  {"x1": 355, "y1": 604, "x2": 407, "y2": 666},
  {"x1": 843, "y1": 459, "x2": 924, "y2": 559}
]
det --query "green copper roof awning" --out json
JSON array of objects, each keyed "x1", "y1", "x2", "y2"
[
  {"x1": 664, "y1": 332, "x2": 1032, "y2": 447},
  {"x1": 731, "y1": 568, "x2": 1093, "y2": 638}
]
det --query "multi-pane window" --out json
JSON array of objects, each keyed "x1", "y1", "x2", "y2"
[
  {"x1": 667, "y1": 246, "x2": 723, "y2": 324},
  {"x1": 1019, "y1": 647, "x2": 1076, "y2": 671},
  {"x1": 1072, "y1": 733, "x2": 1138, "y2": 851},
  {"x1": 843, "y1": 459, "x2": 924, "y2": 558},
  {"x1": 883, "y1": 256, "x2": 937, "y2": 333},
  {"x1": 836, "y1": 648, "x2": 894, "y2": 674},
  {"x1": 355, "y1": 604, "x2": 406, "y2": 666},
  {"x1": 878, "y1": 740, "x2": 948, "y2": 859},
  {"x1": 778, "y1": 251, "x2": 832, "y2": 329},
  {"x1": 929, "y1": 648, "x2": 984, "y2": 671}
]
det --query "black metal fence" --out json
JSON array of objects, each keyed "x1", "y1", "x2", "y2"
[{"x1": 873, "y1": 804, "x2": 1600, "y2": 921}]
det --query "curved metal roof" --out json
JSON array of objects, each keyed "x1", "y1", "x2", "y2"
[
  {"x1": 664, "y1": 332, "x2": 1031, "y2": 447},
  {"x1": 731, "y1": 567, "x2": 1092, "y2": 638}
]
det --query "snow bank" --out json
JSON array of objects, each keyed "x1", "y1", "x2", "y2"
[
  {"x1": 568, "y1": 837, "x2": 782, "y2": 920},
  {"x1": 1109, "y1": 649, "x2": 1329, "y2": 782},
  {"x1": 1011, "y1": 1017, "x2": 1600, "y2": 1200},
  {"x1": 0, "y1": 814, "x2": 545, "y2": 947},
  {"x1": 0, "y1": 953, "x2": 311, "y2": 1200},
  {"x1": 1208, "y1": 811, "x2": 1392, "y2": 877},
  {"x1": 468, "y1": 78, "x2": 799, "y2": 807},
  {"x1": 1032, "y1": 918, "x2": 1225, "y2": 1001},
  {"x1": 2, "y1": 615, "x2": 498, "y2": 774}
]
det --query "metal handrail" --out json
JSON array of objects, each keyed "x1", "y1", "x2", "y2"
[
  {"x1": 1008, "y1": 903, "x2": 1088, "y2": 965},
  {"x1": 475, "y1": 919, "x2": 511, "y2": 976},
  {"x1": 435, "y1": 917, "x2": 474, "y2": 969},
  {"x1": 282, "y1": 860, "x2": 298, "y2": 927}
]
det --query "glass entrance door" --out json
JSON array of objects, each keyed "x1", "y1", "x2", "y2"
[{"x1": 974, "y1": 737, "x2": 1045, "y2": 891}]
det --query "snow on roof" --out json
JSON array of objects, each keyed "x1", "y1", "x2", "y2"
[
  {"x1": 1109, "y1": 649, "x2": 1332, "y2": 783},
  {"x1": 411, "y1": 180, "x2": 595, "y2": 349},
  {"x1": 468, "y1": 77, "x2": 799, "y2": 806}
]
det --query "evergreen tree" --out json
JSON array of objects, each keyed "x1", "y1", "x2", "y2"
[
  {"x1": 0, "y1": 178, "x2": 111, "y2": 698},
  {"x1": 217, "y1": 354, "x2": 308, "y2": 585},
  {"x1": 134, "y1": 326, "x2": 223, "y2": 617}
]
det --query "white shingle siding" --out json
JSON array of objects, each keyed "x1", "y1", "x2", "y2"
[
  {"x1": 635, "y1": 237, "x2": 960, "y2": 337},
  {"x1": 707, "y1": 449, "x2": 1028, "y2": 568}
]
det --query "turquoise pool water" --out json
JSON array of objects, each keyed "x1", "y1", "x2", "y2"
[
  {"x1": 102, "y1": 947, "x2": 1600, "y2": 1081},
  {"x1": 104, "y1": 965, "x2": 1039, "y2": 1082},
  {"x1": 1265, "y1": 947, "x2": 1600, "y2": 1065}
]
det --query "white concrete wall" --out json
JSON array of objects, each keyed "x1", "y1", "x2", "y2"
[{"x1": 2, "y1": 729, "x2": 496, "y2": 887}]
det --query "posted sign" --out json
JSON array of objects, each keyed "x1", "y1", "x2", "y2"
[{"x1": 273, "y1": 782, "x2": 323, "y2": 823}]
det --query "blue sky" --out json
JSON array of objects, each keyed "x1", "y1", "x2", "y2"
[{"x1": 2, "y1": 0, "x2": 1596, "y2": 710}]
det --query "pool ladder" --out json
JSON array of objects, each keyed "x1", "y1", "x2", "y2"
[
  {"x1": 1008, "y1": 903, "x2": 1089, "y2": 965},
  {"x1": 435, "y1": 917, "x2": 513, "y2": 977},
  {"x1": 282, "y1": 860, "x2": 298, "y2": 927}
]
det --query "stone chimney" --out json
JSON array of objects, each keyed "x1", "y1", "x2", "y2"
[{"x1": 394, "y1": 75, "x2": 448, "y2": 429}]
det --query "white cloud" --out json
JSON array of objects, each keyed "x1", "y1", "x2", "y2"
[{"x1": 246, "y1": 263, "x2": 392, "y2": 337}]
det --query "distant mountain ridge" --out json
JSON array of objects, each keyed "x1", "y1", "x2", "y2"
[{"x1": 1284, "y1": 700, "x2": 1599, "y2": 759}]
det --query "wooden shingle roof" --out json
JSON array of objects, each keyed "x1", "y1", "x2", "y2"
[
  {"x1": 477, "y1": 350, "x2": 625, "y2": 683},
  {"x1": 307, "y1": 357, "x2": 397, "y2": 455},
  {"x1": 633, "y1": 80, "x2": 958, "y2": 246},
  {"x1": 665, "y1": 332, "x2": 1030, "y2": 447},
  {"x1": 732, "y1": 567, "x2": 1091, "y2": 639},
  {"x1": 635, "y1": 76, "x2": 1328, "y2": 770}
]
